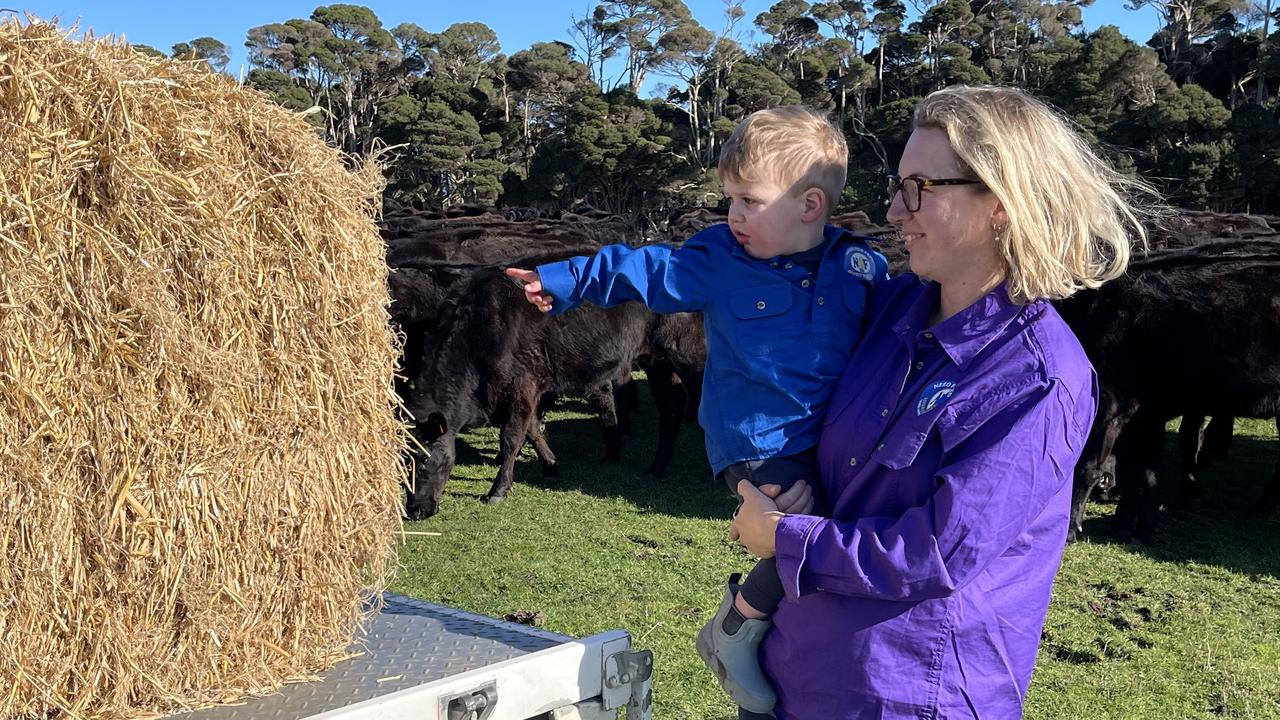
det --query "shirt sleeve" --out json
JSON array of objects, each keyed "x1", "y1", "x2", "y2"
[
  {"x1": 534, "y1": 241, "x2": 714, "y2": 315},
  {"x1": 774, "y1": 378, "x2": 1090, "y2": 602}
]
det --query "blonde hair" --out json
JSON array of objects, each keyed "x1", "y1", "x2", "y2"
[
  {"x1": 719, "y1": 105, "x2": 848, "y2": 218},
  {"x1": 913, "y1": 85, "x2": 1156, "y2": 303}
]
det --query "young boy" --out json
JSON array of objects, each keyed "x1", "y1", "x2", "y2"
[{"x1": 505, "y1": 105, "x2": 887, "y2": 714}]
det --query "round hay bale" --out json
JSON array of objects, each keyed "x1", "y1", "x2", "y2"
[{"x1": 0, "y1": 20, "x2": 407, "y2": 719}]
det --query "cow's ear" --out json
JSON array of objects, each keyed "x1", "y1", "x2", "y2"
[{"x1": 423, "y1": 412, "x2": 449, "y2": 441}]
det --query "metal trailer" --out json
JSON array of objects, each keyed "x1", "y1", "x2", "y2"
[{"x1": 169, "y1": 593, "x2": 654, "y2": 720}]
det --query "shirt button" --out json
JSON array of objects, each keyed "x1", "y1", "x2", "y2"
[
  {"x1": 915, "y1": 361, "x2": 924, "y2": 370},
  {"x1": 785, "y1": 262, "x2": 793, "y2": 269},
  {"x1": 771, "y1": 261, "x2": 778, "y2": 268},
  {"x1": 801, "y1": 279, "x2": 811, "y2": 288},
  {"x1": 923, "y1": 332, "x2": 934, "y2": 339},
  {"x1": 881, "y1": 408, "x2": 889, "y2": 417},
  {"x1": 817, "y1": 296, "x2": 825, "y2": 305},
  {"x1": 877, "y1": 442, "x2": 886, "y2": 451},
  {"x1": 849, "y1": 457, "x2": 857, "y2": 466},
  {"x1": 756, "y1": 300, "x2": 766, "y2": 310}
]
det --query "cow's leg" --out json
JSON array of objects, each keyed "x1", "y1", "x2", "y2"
[
  {"x1": 485, "y1": 385, "x2": 538, "y2": 504},
  {"x1": 526, "y1": 429, "x2": 559, "y2": 479},
  {"x1": 1176, "y1": 414, "x2": 1205, "y2": 511},
  {"x1": 527, "y1": 393, "x2": 560, "y2": 479},
  {"x1": 1201, "y1": 415, "x2": 1234, "y2": 465},
  {"x1": 1248, "y1": 417, "x2": 1280, "y2": 520},
  {"x1": 586, "y1": 383, "x2": 624, "y2": 463},
  {"x1": 614, "y1": 371, "x2": 639, "y2": 438},
  {"x1": 1112, "y1": 415, "x2": 1164, "y2": 544},
  {"x1": 1069, "y1": 471, "x2": 1100, "y2": 543},
  {"x1": 644, "y1": 358, "x2": 686, "y2": 480}
]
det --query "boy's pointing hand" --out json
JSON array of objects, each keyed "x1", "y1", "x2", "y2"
[{"x1": 505, "y1": 267, "x2": 554, "y2": 312}]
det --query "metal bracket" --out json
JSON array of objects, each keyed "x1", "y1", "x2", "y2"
[
  {"x1": 601, "y1": 641, "x2": 654, "y2": 717},
  {"x1": 440, "y1": 680, "x2": 497, "y2": 720},
  {"x1": 548, "y1": 699, "x2": 616, "y2": 719}
]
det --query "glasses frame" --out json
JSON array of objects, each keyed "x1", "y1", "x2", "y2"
[{"x1": 886, "y1": 174, "x2": 984, "y2": 212}]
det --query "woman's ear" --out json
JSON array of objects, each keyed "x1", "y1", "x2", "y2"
[
  {"x1": 802, "y1": 187, "x2": 827, "y2": 223},
  {"x1": 992, "y1": 201, "x2": 1009, "y2": 235}
]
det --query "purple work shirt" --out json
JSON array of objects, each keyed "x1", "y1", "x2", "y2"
[{"x1": 763, "y1": 275, "x2": 1098, "y2": 720}]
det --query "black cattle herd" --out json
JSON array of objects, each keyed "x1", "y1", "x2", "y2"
[{"x1": 385, "y1": 202, "x2": 1280, "y2": 544}]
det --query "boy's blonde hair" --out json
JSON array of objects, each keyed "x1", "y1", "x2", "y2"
[
  {"x1": 913, "y1": 85, "x2": 1156, "y2": 303},
  {"x1": 719, "y1": 105, "x2": 848, "y2": 218}
]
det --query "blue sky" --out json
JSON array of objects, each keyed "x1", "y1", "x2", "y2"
[{"x1": 14, "y1": 1, "x2": 1161, "y2": 91}]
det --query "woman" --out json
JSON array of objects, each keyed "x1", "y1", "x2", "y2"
[{"x1": 731, "y1": 85, "x2": 1153, "y2": 719}]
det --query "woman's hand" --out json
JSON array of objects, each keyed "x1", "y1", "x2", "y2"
[
  {"x1": 762, "y1": 480, "x2": 814, "y2": 515},
  {"x1": 731, "y1": 480, "x2": 786, "y2": 559}
]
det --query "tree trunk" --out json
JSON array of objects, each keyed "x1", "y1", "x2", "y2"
[
  {"x1": 1260, "y1": 0, "x2": 1273, "y2": 105},
  {"x1": 878, "y1": 39, "x2": 885, "y2": 105}
]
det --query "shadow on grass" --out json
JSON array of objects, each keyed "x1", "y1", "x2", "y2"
[
  {"x1": 1074, "y1": 430, "x2": 1280, "y2": 579},
  {"x1": 444, "y1": 377, "x2": 733, "y2": 521}
]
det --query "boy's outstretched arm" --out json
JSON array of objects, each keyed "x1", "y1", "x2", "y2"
[{"x1": 505, "y1": 267, "x2": 554, "y2": 313}]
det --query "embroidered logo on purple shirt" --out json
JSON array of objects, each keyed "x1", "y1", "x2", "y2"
[{"x1": 916, "y1": 380, "x2": 956, "y2": 415}]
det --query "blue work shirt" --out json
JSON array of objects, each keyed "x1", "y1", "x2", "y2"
[
  {"x1": 536, "y1": 223, "x2": 888, "y2": 473},
  {"x1": 764, "y1": 276, "x2": 1098, "y2": 719}
]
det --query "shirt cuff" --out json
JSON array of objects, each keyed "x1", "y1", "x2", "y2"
[
  {"x1": 775, "y1": 514, "x2": 823, "y2": 602},
  {"x1": 535, "y1": 260, "x2": 579, "y2": 315}
]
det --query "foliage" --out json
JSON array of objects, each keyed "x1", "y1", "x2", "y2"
[{"x1": 213, "y1": 1, "x2": 1280, "y2": 218}]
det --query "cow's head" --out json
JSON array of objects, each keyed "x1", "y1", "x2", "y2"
[{"x1": 405, "y1": 411, "x2": 454, "y2": 520}]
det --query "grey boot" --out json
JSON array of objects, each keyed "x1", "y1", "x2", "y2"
[{"x1": 696, "y1": 575, "x2": 777, "y2": 714}]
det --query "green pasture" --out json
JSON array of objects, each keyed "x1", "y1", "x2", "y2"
[{"x1": 393, "y1": 377, "x2": 1280, "y2": 719}]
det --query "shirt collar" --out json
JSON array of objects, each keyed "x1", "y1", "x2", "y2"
[
  {"x1": 721, "y1": 224, "x2": 845, "y2": 263},
  {"x1": 892, "y1": 278, "x2": 1029, "y2": 369}
]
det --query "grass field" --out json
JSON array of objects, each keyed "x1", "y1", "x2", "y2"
[{"x1": 392, "y1": 378, "x2": 1280, "y2": 719}]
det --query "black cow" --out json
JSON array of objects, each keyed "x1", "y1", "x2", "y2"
[
  {"x1": 636, "y1": 311, "x2": 707, "y2": 479},
  {"x1": 1058, "y1": 239, "x2": 1280, "y2": 543},
  {"x1": 401, "y1": 266, "x2": 652, "y2": 519}
]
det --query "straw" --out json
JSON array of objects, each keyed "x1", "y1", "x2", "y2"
[{"x1": 1, "y1": 19, "x2": 407, "y2": 719}]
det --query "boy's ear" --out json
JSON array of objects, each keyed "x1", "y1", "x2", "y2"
[{"x1": 801, "y1": 187, "x2": 826, "y2": 223}]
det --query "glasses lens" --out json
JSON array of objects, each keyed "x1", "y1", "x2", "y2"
[
  {"x1": 902, "y1": 178, "x2": 921, "y2": 211},
  {"x1": 886, "y1": 175, "x2": 899, "y2": 205}
]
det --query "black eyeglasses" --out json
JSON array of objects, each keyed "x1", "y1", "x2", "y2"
[{"x1": 886, "y1": 174, "x2": 984, "y2": 212}]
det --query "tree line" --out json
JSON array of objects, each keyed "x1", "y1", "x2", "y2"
[{"x1": 142, "y1": 0, "x2": 1280, "y2": 222}]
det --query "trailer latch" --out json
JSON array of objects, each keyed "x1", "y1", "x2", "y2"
[
  {"x1": 602, "y1": 646, "x2": 654, "y2": 712},
  {"x1": 441, "y1": 680, "x2": 497, "y2": 720}
]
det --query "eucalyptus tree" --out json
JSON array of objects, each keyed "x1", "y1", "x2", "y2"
[
  {"x1": 172, "y1": 37, "x2": 231, "y2": 73},
  {"x1": 593, "y1": 0, "x2": 700, "y2": 93},
  {"x1": 1126, "y1": 0, "x2": 1248, "y2": 81},
  {"x1": 309, "y1": 4, "x2": 402, "y2": 155},
  {"x1": 870, "y1": 0, "x2": 907, "y2": 102}
]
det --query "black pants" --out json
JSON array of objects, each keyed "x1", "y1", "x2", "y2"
[
  {"x1": 739, "y1": 708, "x2": 774, "y2": 719},
  {"x1": 717, "y1": 448, "x2": 818, "y2": 614}
]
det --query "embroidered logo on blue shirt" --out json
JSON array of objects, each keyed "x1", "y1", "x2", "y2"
[
  {"x1": 916, "y1": 380, "x2": 956, "y2": 416},
  {"x1": 845, "y1": 246, "x2": 877, "y2": 281}
]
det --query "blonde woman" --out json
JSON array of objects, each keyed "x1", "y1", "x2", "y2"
[{"x1": 730, "y1": 85, "x2": 1152, "y2": 719}]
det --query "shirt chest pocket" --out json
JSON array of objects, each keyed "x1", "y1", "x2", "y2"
[
  {"x1": 875, "y1": 408, "x2": 950, "y2": 506},
  {"x1": 728, "y1": 284, "x2": 802, "y2": 356},
  {"x1": 874, "y1": 408, "x2": 950, "y2": 470},
  {"x1": 839, "y1": 283, "x2": 869, "y2": 339}
]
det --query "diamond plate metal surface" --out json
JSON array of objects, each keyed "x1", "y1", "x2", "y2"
[{"x1": 169, "y1": 594, "x2": 572, "y2": 720}]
